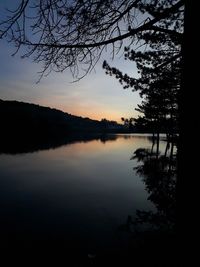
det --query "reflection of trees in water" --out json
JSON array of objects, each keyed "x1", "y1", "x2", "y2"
[
  {"x1": 117, "y1": 139, "x2": 178, "y2": 265},
  {"x1": 0, "y1": 133, "x2": 139, "y2": 154},
  {"x1": 0, "y1": 133, "x2": 119, "y2": 154},
  {"x1": 121, "y1": 138, "x2": 177, "y2": 235}
]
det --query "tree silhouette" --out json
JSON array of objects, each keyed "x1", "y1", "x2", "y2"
[
  {"x1": 0, "y1": 0, "x2": 184, "y2": 80},
  {"x1": 103, "y1": 0, "x2": 182, "y2": 140},
  {"x1": 121, "y1": 117, "x2": 134, "y2": 131},
  {"x1": 133, "y1": 63, "x2": 179, "y2": 140}
]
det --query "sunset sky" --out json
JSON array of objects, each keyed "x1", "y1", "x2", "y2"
[{"x1": 0, "y1": 1, "x2": 142, "y2": 123}]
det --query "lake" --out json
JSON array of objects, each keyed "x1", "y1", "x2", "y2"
[{"x1": 0, "y1": 134, "x2": 170, "y2": 263}]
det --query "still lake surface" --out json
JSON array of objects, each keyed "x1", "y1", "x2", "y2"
[{"x1": 0, "y1": 134, "x2": 166, "y2": 256}]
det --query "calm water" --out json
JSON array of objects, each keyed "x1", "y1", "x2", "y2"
[{"x1": 0, "y1": 134, "x2": 167, "y2": 257}]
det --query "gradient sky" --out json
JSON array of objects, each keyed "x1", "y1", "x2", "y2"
[{"x1": 0, "y1": 1, "x2": 141, "y2": 123}]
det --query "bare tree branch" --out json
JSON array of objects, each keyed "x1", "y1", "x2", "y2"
[{"x1": 0, "y1": 0, "x2": 184, "y2": 80}]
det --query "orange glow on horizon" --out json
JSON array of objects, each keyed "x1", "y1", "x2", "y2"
[{"x1": 61, "y1": 108, "x2": 132, "y2": 124}]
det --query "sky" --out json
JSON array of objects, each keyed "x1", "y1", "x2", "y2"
[{"x1": 0, "y1": 1, "x2": 142, "y2": 123}]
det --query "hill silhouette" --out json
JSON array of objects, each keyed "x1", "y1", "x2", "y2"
[{"x1": 0, "y1": 99, "x2": 125, "y2": 140}]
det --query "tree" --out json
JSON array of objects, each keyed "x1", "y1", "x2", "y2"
[
  {"x1": 133, "y1": 61, "x2": 180, "y2": 138},
  {"x1": 0, "y1": 0, "x2": 184, "y2": 81},
  {"x1": 121, "y1": 117, "x2": 134, "y2": 130},
  {"x1": 102, "y1": 0, "x2": 182, "y2": 140}
]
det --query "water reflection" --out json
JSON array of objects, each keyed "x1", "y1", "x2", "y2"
[
  {"x1": 119, "y1": 138, "x2": 178, "y2": 265},
  {"x1": 0, "y1": 134, "x2": 176, "y2": 265},
  {"x1": 0, "y1": 133, "x2": 160, "y2": 155},
  {"x1": 0, "y1": 134, "x2": 156, "y2": 263},
  {"x1": 133, "y1": 144, "x2": 176, "y2": 231},
  {"x1": 0, "y1": 133, "x2": 117, "y2": 154}
]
